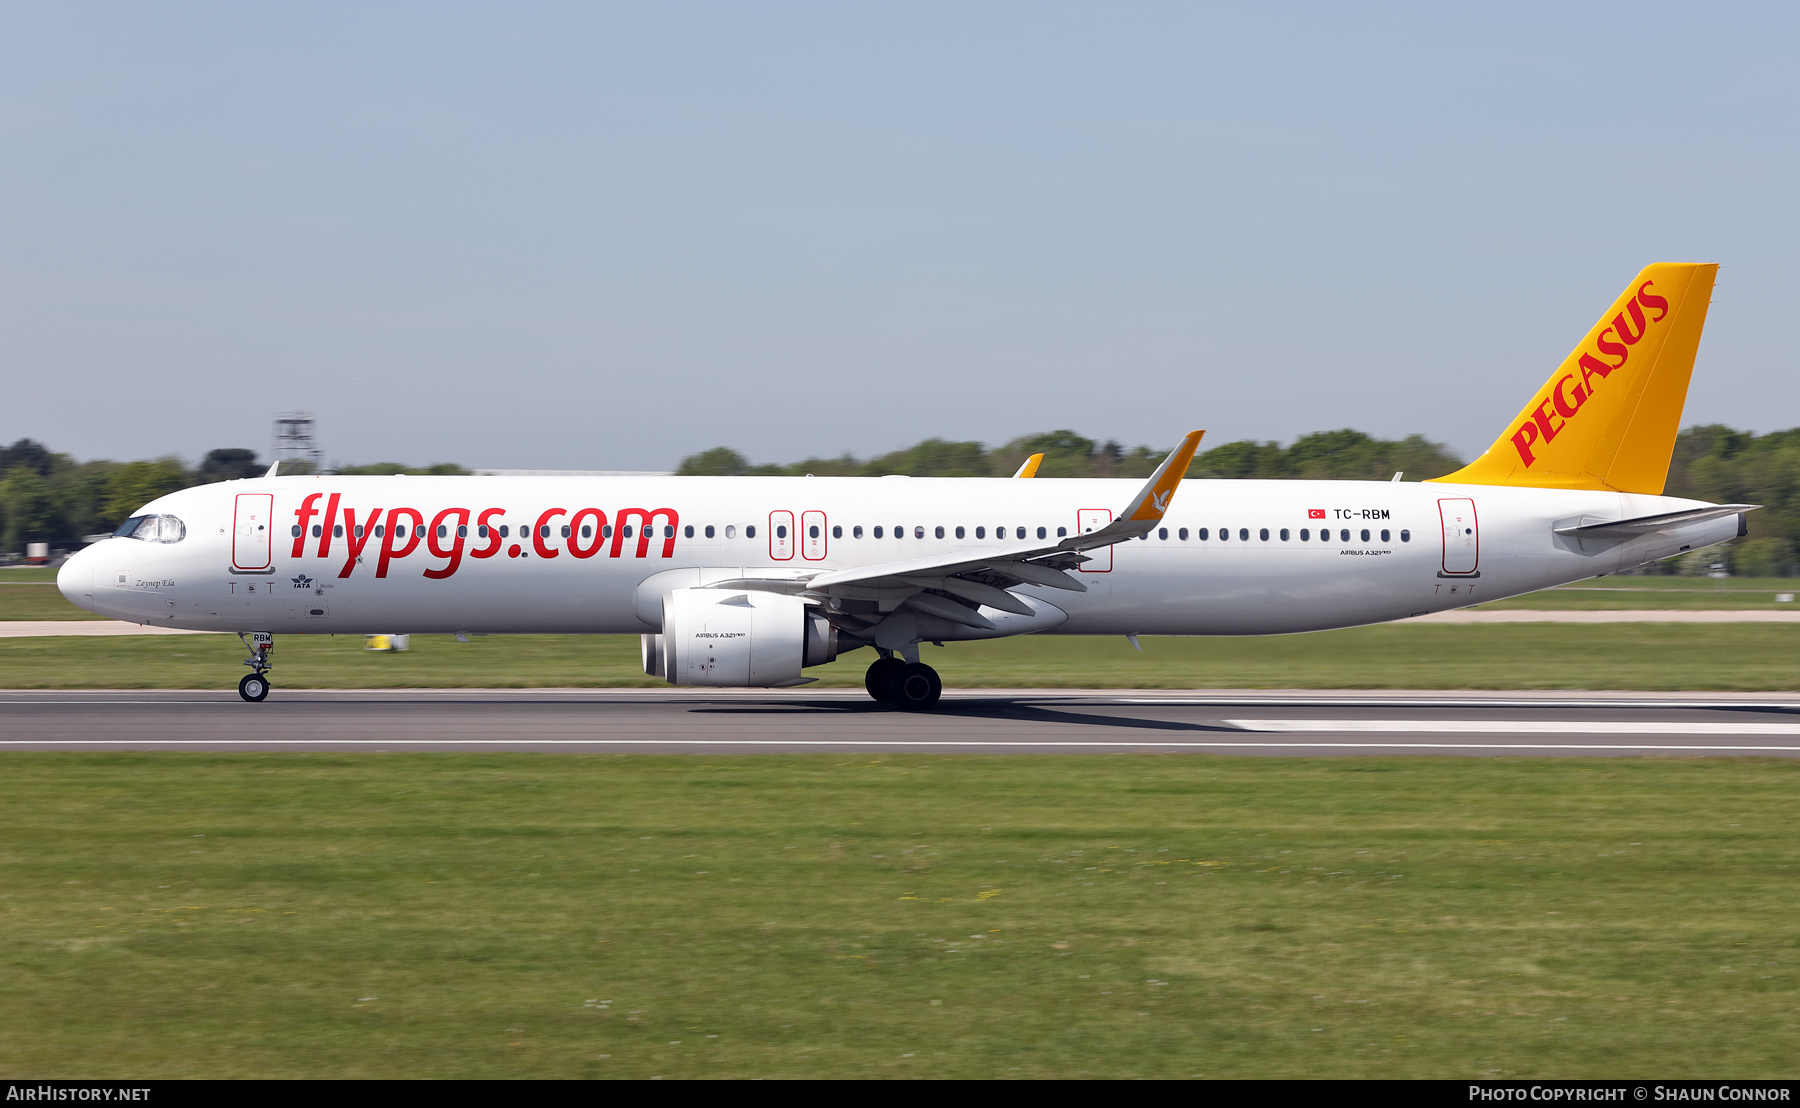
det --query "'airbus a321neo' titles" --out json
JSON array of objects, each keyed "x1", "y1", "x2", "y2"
[{"x1": 61, "y1": 263, "x2": 1753, "y2": 706}]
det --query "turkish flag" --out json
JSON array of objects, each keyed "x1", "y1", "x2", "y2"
[{"x1": 1308, "y1": 509, "x2": 1326, "y2": 519}]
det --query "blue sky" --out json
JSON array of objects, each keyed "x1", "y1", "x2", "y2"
[{"x1": 2, "y1": 3, "x2": 1795, "y2": 469}]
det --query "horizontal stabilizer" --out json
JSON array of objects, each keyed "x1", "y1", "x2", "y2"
[{"x1": 1552, "y1": 504, "x2": 1757, "y2": 537}]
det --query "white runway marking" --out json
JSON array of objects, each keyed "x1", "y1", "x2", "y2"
[
  {"x1": 1226, "y1": 719, "x2": 1800, "y2": 735},
  {"x1": 0, "y1": 620, "x2": 216, "y2": 637},
  {"x1": 5, "y1": 738, "x2": 1800, "y2": 753}
]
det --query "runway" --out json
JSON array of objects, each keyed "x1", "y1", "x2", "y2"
[{"x1": 5, "y1": 688, "x2": 1800, "y2": 756}]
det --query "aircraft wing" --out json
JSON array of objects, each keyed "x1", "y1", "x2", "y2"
[{"x1": 704, "y1": 431, "x2": 1205, "y2": 632}]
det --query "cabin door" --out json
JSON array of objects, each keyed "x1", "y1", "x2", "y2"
[
  {"x1": 232, "y1": 493, "x2": 274, "y2": 571},
  {"x1": 1438, "y1": 498, "x2": 1479, "y2": 576}
]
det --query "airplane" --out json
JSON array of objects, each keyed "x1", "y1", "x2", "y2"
[{"x1": 59, "y1": 262, "x2": 1753, "y2": 707}]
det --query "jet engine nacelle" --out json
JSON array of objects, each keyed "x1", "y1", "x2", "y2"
[{"x1": 649, "y1": 589, "x2": 838, "y2": 687}]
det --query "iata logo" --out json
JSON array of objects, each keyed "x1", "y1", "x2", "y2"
[{"x1": 1511, "y1": 281, "x2": 1669, "y2": 467}]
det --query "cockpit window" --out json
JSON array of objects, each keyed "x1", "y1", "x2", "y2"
[{"x1": 114, "y1": 514, "x2": 186, "y2": 543}]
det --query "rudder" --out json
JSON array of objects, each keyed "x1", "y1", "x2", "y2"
[{"x1": 1430, "y1": 263, "x2": 1718, "y2": 494}]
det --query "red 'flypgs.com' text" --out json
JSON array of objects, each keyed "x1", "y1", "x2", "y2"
[{"x1": 290, "y1": 494, "x2": 679, "y2": 580}]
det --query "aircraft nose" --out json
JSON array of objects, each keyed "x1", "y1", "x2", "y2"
[{"x1": 57, "y1": 545, "x2": 93, "y2": 607}]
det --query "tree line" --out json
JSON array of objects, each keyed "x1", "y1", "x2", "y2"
[
  {"x1": 678, "y1": 425, "x2": 1800, "y2": 577},
  {"x1": 0, "y1": 440, "x2": 466, "y2": 554},
  {"x1": 7, "y1": 427, "x2": 1800, "y2": 575}
]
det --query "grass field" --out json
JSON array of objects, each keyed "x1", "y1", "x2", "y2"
[
  {"x1": 8, "y1": 566, "x2": 1800, "y2": 625},
  {"x1": 1, "y1": 753, "x2": 1793, "y2": 1078},
  {"x1": 1477, "y1": 577, "x2": 1800, "y2": 611},
  {"x1": 3, "y1": 623, "x2": 1800, "y2": 691}
]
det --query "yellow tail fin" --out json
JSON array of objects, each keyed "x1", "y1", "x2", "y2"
[{"x1": 1430, "y1": 263, "x2": 1718, "y2": 494}]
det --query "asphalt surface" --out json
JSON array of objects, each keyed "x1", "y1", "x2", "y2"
[{"x1": 6, "y1": 688, "x2": 1800, "y2": 756}]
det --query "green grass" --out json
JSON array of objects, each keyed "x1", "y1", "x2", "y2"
[
  {"x1": 1479, "y1": 577, "x2": 1800, "y2": 611},
  {"x1": 0, "y1": 754, "x2": 1794, "y2": 1078},
  {"x1": 0, "y1": 567, "x2": 59, "y2": 583},
  {"x1": 0, "y1": 583, "x2": 107, "y2": 620},
  {"x1": 4, "y1": 623, "x2": 1800, "y2": 691},
  {"x1": 9, "y1": 568, "x2": 1800, "y2": 626}
]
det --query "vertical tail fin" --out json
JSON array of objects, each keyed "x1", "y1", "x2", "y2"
[{"x1": 1430, "y1": 263, "x2": 1718, "y2": 494}]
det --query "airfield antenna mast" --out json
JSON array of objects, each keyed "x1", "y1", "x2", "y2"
[{"x1": 272, "y1": 411, "x2": 323, "y2": 473}]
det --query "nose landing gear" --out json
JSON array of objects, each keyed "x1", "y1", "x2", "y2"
[
  {"x1": 237, "y1": 631, "x2": 274, "y2": 702},
  {"x1": 238, "y1": 672, "x2": 270, "y2": 702}
]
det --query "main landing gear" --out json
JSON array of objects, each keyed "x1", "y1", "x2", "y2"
[
  {"x1": 865, "y1": 655, "x2": 942, "y2": 710},
  {"x1": 237, "y1": 631, "x2": 273, "y2": 702}
]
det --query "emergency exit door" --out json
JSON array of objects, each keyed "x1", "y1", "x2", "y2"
[
  {"x1": 1076, "y1": 508, "x2": 1112, "y2": 572},
  {"x1": 769, "y1": 510, "x2": 795, "y2": 561},
  {"x1": 801, "y1": 510, "x2": 827, "y2": 560},
  {"x1": 1438, "y1": 498, "x2": 1479, "y2": 576},
  {"x1": 232, "y1": 493, "x2": 274, "y2": 571}
]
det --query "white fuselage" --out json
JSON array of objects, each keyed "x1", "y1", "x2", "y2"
[{"x1": 58, "y1": 474, "x2": 1736, "y2": 639}]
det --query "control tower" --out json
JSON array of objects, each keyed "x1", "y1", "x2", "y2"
[{"x1": 272, "y1": 411, "x2": 324, "y2": 472}]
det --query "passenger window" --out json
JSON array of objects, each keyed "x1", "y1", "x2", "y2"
[
  {"x1": 1236, "y1": 528, "x2": 1247, "y2": 541},
  {"x1": 1340, "y1": 529, "x2": 1350, "y2": 542},
  {"x1": 1300, "y1": 528, "x2": 1309, "y2": 541},
  {"x1": 602, "y1": 525, "x2": 613, "y2": 538},
  {"x1": 1280, "y1": 528, "x2": 1289, "y2": 541},
  {"x1": 354, "y1": 525, "x2": 364, "y2": 539},
  {"x1": 497, "y1": 525, "x2": 508, "y2": 538},
  {"x1": 580, "y1": 525, "x2": 591, "y2": 539},
  {"x1": 1178, "y1": 528, "x2": 1188, "y2": 540},
  {"x1": 623, "y1": 526, "x2": 634, "y2": 538},
  {"x1": 1259, "y1": 528, "x2": 1269, "y2": 541},
  {"x1": 975, "y1": 526, "x2": 985, "y2": 539},
  {"x1": 458, "y1": 525, "x2": 468, "y2": 538},
  {"x1": 335, "y1": 524, "x2": 345, "y2": 539},
  {"x1": 874, "y1": 526, "x2": 884, "y2": 538},
  {"x1": 725, "y1": 525, "x2": 736, "y2": 539},
  {"x1": 1360, "y1": 528, "x2": 1370, "y2": 542},
  {"x1": 1158, "y1": 527, "x2": 1168, "y2": 540},
  {"x1": 1219, "y1": 528, "x2": 1229, "y2": 541},
  {"x1": 310, "y1": 524, "x2": 322, "y2": 538},
  {"x1": 1381, "y1": 529, "x2": 1391, "y2": 542},
  {"x1": 291, "y1": 525, "x2": 302, "y2": 537},
  {"x1": 852, "y1": 525, "x2": 862, "y2": 538},
  {"x1": 376, "y1": 525, "x2": 386, "y2": 538},
  {"x1": 1400, "y1": 529, "x2": 1411, "y2": 542},
  {"x1": 705, "y1": 525, "x2": 715, "y2": 538},
  {"x1": 934, "y1": 526, "x2": 944, "y2": 539},
  {"x1": 478, "y1": 525, "x2": 489, "y2": 538},
  {"x1": 746, "y1": 525, "x2": 756, "y2": 539},
  {"x1": 438, "y1": 525, "x2": 449, "y2": 538},
  {"x1": 1057, "y1": 526, "x2": 1067, "y2": 537},
  {"x1": 1198, "y1": 528, "x2": 1209, "y2": 540},
  {"x1": 914, "y1": 526, "x2": 924, "y2": 539},
  {"x1": 809, "y1": 525, "x2": 819, "y2": 538},
  {"x1": 955, "y1": 526, "x2": 965, "y2": 539},
  {"x1": 665, "y1": 526, "x2": 674, "y2": 538},
  {"x1": 832, "y1": 525, "x2": 842, "y2": 539},
  {"x1": 685, "y1": 525, "x2": 695, "y2": 538},
  {"x1": 1036, "y1": 526, "x2": 1047, "y2": 539},
  {"x1": 777, "y1": 525, "x2": 788, "y2": 539}
]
